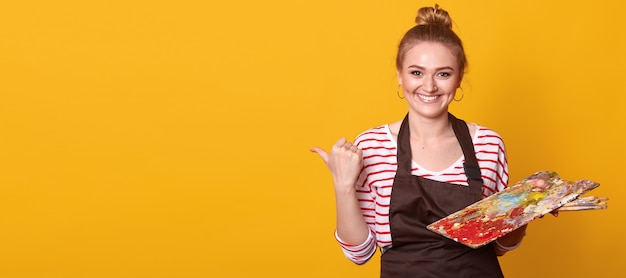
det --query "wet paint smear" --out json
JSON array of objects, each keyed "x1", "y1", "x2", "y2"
[{"x1": 427, "y1": 170, "x2": 600, "y2": 248}]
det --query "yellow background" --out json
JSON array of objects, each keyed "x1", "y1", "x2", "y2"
[{"x1": 0, "y1": 0, "x2": 623, "y2": 277}]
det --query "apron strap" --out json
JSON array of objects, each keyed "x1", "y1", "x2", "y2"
[
  {"x1": 396, "y1": 114, "x2": 412, "y2": 176},
  {"x1": 449, "y1": 113, "x2": 484, "y2": 186}
]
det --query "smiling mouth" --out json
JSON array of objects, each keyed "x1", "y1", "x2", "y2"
[{"x1": 417, "y1": 94, "x2": 440, "y2": 102}]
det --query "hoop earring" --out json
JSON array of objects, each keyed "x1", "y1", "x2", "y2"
[
  {"x1": 454, "y1": 87, "x2": 464, "y2": 102},
  {"x1": 397, "y1": 84, "x2": 404, "y2": 99}
]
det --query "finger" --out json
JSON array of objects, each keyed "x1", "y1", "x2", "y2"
[
  {"x1": 528, "y1": 178, "x2": 548, "y2": 191},
  {"x1": 337, "y1": 139, "x2": 359, "y2": 152},
  {"x1": 333, "y1": 137, "x2": 348, "y2": 149},
  {"x1": 310, "y1": 147, "x2": 329, "y2": 163},
  {"x1": 334, "y1": 138, "x2": 356, "y2": 153},
  {"x1": 528, "y1": 179, "x2": 545, "y2": 187},
  {"x1": 534, "y1": 179, "x2": 547, "y2": 188}
]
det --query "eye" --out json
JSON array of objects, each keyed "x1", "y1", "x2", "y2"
[
  {"x1": 437, "y1": 72, "x2": 451, "y2": 77},
  {"x1": 410, "y1": 71, "x2": 422, "y2": 76}
]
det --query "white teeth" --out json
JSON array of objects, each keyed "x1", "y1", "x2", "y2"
[{"x1": 418, "y1": 94, "x2": 438, "y2": 102}]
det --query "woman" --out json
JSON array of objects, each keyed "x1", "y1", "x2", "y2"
[{"x1": 311, "y1": 5, "x2": 536, "y2": 277}]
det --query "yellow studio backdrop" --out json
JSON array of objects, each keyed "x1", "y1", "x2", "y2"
[{"x1": 0, "y1": 0, "x2": 623, "y2": 277}]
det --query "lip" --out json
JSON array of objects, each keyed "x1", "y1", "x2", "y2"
[{"x1": 417, "y1": 93, "x2": 440, "y2": 102}]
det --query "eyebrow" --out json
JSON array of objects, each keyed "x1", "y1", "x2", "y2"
[{"x1": 407, "y1": 65, "x2": 456, "y2": 71}]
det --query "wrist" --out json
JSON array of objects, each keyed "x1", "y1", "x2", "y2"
[
  {"x1": 497, "y1": 225, "x2": 527, "y2": 247},
  {"x1": 495, "y1": 237, "x2": 523, "y2": 251},
  {"x1": 334, "y1": 184, "x2": 357, "y2": 195}
]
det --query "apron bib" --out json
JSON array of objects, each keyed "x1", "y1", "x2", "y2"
[{"x1": 381, "y1": 113, "x2": 503, "y2": 278}]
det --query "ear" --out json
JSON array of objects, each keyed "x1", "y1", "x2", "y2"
[{"x1": 396, "y1": 70, "x2": 402, "y2": 85}]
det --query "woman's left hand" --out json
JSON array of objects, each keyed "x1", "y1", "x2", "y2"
[{"x1": 528, "y1": 179, "x2": 559, "y2": 217}]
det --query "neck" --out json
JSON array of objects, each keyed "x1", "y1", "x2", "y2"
[{"x1": 407, "y1": 112, "x2": 453, "y2": 140}]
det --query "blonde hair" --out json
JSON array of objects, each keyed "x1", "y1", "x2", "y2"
[{"x1": 396, "y1": 5, "x2": 467, "y2": 74}]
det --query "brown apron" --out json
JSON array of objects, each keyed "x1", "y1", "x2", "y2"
[{"x1": 381, "y1": 113, "x2": 503, "y2": 278}]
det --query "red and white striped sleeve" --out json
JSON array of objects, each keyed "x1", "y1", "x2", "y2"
[
  {"x1": 474, "y1": 126, "x2": 509, "y2": 197},
  {"x1": 333, "y1": 126, "x2": 391, "y2": 265},
  {"x1": 475, "y1": 126, "x2": 525, "y2": 255},
  {"x1": 334, "y1": 229, "x2": 377, "y2": 265}
]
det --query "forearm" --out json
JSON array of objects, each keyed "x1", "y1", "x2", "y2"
[
  {"x1": 334, "y1": 186, "x2": 370, "y2": 245},
  {"x1": 494, "y1": 225, "x2": 527, "y2": 255},
  {"x1": 497, "y1": 225, "x2": 527, "y2": 246}
]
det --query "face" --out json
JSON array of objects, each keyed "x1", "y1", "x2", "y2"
[{"x1": 397, "y1": 42, "x2": 462, "y2": 119}]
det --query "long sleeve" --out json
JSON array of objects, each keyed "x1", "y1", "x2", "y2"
[{"x1": 334, "y1": 229, "x2": 377, "y2": 265}]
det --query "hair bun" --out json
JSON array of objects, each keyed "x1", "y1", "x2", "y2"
[{"x1": 415, "y1": 4, "x2": 452, "y2": 29}]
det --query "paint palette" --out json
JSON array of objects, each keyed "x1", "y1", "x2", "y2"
[{"x1": 427, "y1": 170, "x2": 602, "y2": 248}]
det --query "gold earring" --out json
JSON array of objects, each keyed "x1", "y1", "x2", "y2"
[
  {"x1": 397, "y1": 84, "x2": 404, "y2": 99},
  {"x1": 454, "y1": 87, "x2": 464, "y2": 101}
]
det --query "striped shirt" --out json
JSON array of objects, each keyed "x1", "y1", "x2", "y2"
[{"x1": 335, "y1": 123, "x2": 510, "y2": 265}]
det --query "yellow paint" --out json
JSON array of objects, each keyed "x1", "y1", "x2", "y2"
[
  {"x1": 525, "y1": 191, "x2": 546, "y2": 204},
  {"x1": 0, "y1": 0, "x2": 623, "y2": 277}
]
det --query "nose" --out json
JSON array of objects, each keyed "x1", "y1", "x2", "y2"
[{"x1": 422, "y1": 77, "x2": 437, "y2": 93}]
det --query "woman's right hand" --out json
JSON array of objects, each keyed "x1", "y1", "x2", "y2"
[{"x1": 311, "y1": 138, "x2": 364, "y2": 193}]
